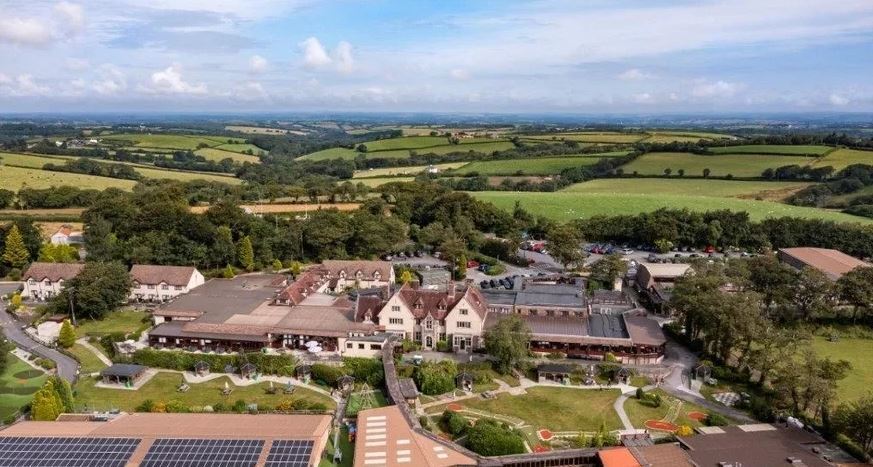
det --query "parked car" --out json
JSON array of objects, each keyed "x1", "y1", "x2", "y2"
[
  {"x1": 703, "y1": 245, "x2": 715, "y2": 254},
  {"x1": 620, "y1": 248, "x2": 634, "y2": 255},
  {"x1": 382, "y1": 254, "x2": 394, "y2": 261},
  {"x1": 467, "y1": 260, "x2": 480, "y2": 268}
]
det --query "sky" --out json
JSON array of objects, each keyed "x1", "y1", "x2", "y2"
[{"x1": 1, "y1": 0, "x2": 872, "y2": 113}]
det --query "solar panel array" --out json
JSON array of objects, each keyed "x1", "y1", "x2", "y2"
[
  {"x1": 141, "y1": 438, "x2": 265, "y2": 467},
  {"x1": 0, "y1": 436, "x2": 140, "y2": 467},
  {"x1": 265, "y1": 439, "x2": 315, "y2": 467}
]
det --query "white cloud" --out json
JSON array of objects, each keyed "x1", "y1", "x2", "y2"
[
  {"x1": 65, "y1": 58, "x2": 89, "y2": 71},
  {"x1": 299, "y1": 37, "x2": 355, "y2": 73},
  {"x1": 92, "y1": 65, "x2": 127, "y2": 95},
  {"x1": 0, "y1": 17, "x2": 53, "y2": 46},
  {"x1": 55, "y1": 2, "x2": 85, "y2": 36},
  {"x1": 632, "y1": 92, "x2": 654, "y2": 104},
  {"x1": 233, "y1": 81, "x2": 269, "y2": 101},
  {"x1": 249, "y1": 55, "x2": 268, "y2": 73},
  {"x1": 829, "y1": 93, "x2": 850, "y2": 106},
  {"x1": 0, "y1": 74, "x2": 50, "y2": 96},
  {"x1": 143, "y1": 65, "x2": 207, "y2": 95},
  {"x1": 618, "y1": 68, "x2": 653, "y2": 81},
  {"x1": 0, "y1": 73, "x2": 11, "y2": 85},
  {"x1": 450, "y1": 68, "x2": 471, "y2": 80},
  {"x1": 691, "y1": 80, "x2": 741, "y2": 98}
]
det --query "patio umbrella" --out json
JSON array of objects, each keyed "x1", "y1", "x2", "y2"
[{"x1": 305, "y1": 341, "x2": 319, "y2": 348}]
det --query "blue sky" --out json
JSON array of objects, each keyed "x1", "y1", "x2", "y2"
[{"x1": 1, "y1": 0, "x2": 872, "y2": 113}]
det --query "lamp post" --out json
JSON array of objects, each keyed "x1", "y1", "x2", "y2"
[{"x1": 66, "y1": 286, "x2": 77, "y2": 326}]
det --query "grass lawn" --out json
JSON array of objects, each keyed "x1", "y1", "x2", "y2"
[
  {"x1": 812, "y1": 335, "x2": 873, "y2": 402},
  {"x1": 68, "y1": 344, "x2": 109, "y2": 374},
  {"x1": 472, "y1": 191, "x2": 873, "y2": 224},
  {"x1": 451, "y1": 156, "x2": 602, "y2": 176},
  {"x1": 73, "y1": 373, "x2": 336, "y2": 413},
  {"x1": 133, "y1": 166, "x2": 242, "y2": 184},
  {"x1": 0, "y1": 353, "x2": 48, "y2": 421},
  {"x1": 194, "y1": 148, "x2": 261, "y2": 164},
  {"x1": 0, "y1": 165, "x2": 137, "y2": 191},
  {"x1": 812, "y1": 148, "x2": 873, "y2": 171},
  {"x1": 353, "y1": 162, "x2": 468, "y2": 178},
  {"x1": 560, "y1": 178, "x2": 812, "y2": 199},
  {"x1": 623, "y1": 389, "x2": 709, "y2": 429},
  {"x1": 299, "y1": 147, "x2": 358, "y2": 161},
  {"x1": 319, "y1": 426, "x2": 353, "y2": 467},
  {"x1": 344, "y1": 390, "x2": 389, "y2": 417},
  {"x1": 708, "y1": 145, "x2": 832, "y2": 156},
  {"x1": 621, "y1": 152, "x2": 816, "y2": 178},
  {"x1": 457, "y1": 387, "x2": 623, "y2": 432},
  {"x1": 75, "y1": 310, "x2": 151, "y2": 338}
]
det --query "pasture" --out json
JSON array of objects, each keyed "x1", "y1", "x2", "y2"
[
  {"x1": 300, "y1": 141, "x2": 515, "y2": 161},
  {"x1": 0, "y1": 151, "x2": 68, "y2": 168},
  {"x1": 0, "y1": 165, "x2": 137, "y2": 190},
  {"x1": 352, "y1": 162, "x2": 468, "y2": 178},
  {"x1": 299, "y1": 147, "x2": 358, "y2": 161},
  {"x1": 214, "y1": 143, "x2": 266, "y2": 155},
  {"x1": 194, "y1": 148, "x2": 261, "y2": 164},
  {"x1": 364, "y1": 136, "x2": 451, "y2": 151},
  {"x1": 101, "y1": 133, "x2": 245, "y2": 151},
  {"x1": 561, "y1": 179, "x2": 812, "y2": 199},
  {"x1": 472, "y1": 191, "x2": 873, "y2": 224},
  {"x1": 708, "y1": 145, "x2": 831, "y2": 156},
  {"x1": 812, "y1": 334, "x2": 873, "y2": 403},
  {"x1": 620, "y1": 152, "x2": 815, "y2": 178},
  {"x1": 450, "y1": 156, "x2": 603, "y2": 176},
  {"x1": 355, "y1": 177, "x2": 415, "y2": 187},
  {"x1": 521, "y1": 132, "x2": 646, "y2": 144},
  {"x1": 812, "y1": 148, "x2": 873, "y2": 170}
]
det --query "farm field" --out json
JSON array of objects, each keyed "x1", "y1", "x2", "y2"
[
  {"x1": 520, "y1": 132, "x2": 646, "y2": 144},
  {"x1": 620, "y1": 152, "x2": 815, "y2": 178},
  {"x1": 0, "y1": 151, "x2": 68, "y2": 168},
  {"x1": 472, "y1": 191, "x2": 873, "y2": 224},
  {"x1": 354, "y1": 177, "x2": 414, "y2": 187},
  {"x1": 189, "y1": 203, "x2": 360, "y2": 214},
  {"x1": 225, "y1": 125, "x2": 292, "y2": 135},
  {"x1": 708, "y1": 145, "x2": 832, "y2": 156},
  {"x1": 364, "y1": 136, "x2": 452, "y2": 150},
  {"x1": 444, "y1": 387, "x2": 623, "y2": 432},
  {"x1": 133, "y1": 167, "x2": 242, "y2": 184},
  {"x1": 214, "y1": 143, "x2": 266, "y2": 155},
  {"x1": 0, "y1": 354, "x2": 47, "y2": 422},
  {"x1": 194, "y1": 148, "x2": 261, "y2": 164},
  {"x1": 353, "y1": 162, "x2": 468, "y2": 178},
  {"x1": 561, "y1": 179, "x2": 812, "y2": 199},
  {"x1": 812, "y1": 335, "x2": 873, "y2": 403},
  {"x1": 73, "y1": 373, "x2": 335, "y2": 413},
  {"x1": 300, "y1": 141, "x2": 515, "y2": 161},
  {"x1": 299, "y1": 147, "x2": 358, "y2": 161},
  {"x1": 101, "y1": 133, "x2": 244, "y2": 151},
  {"x1": 0, "y1": 165, "x2": 137, "y2": 190},
  {"x1": 450, "y1": 156, "x2": 603, "y2": 176},
  {"x1": 827, "y1": 184, "x2": 873, "y2": 207},
  {"x1": 812, "y1": 148, "x2": 873, "y2": 170}
]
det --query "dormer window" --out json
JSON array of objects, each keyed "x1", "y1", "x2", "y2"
[
  {"x1": 339, "y1": 271, "x2": 346, "y2": 278},
  {"x1": 373, "y1": 271, "x2": 381, "y2": 279},
  {"x1": 356, "y1": 270, "x2": 363, "y2": 278}
]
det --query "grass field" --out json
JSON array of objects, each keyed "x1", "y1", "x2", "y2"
[
  {"x1": 0, "y1": 151, "x2": 69, "y2": 168},
  {"x1": 0, "y1": 165, "x2": 137, "y2": 190},
  {"x1": 299, "y1": 147, "x2": 358, "y2": 161},
  {"x1": 620, "y1": 152, "x2": 815, "y2": 178},
  {"x1": 812, "y1": 148, "x2": 873, "y2": 170},
  {"x1": 352, "y1": 162, "x2": 468, "y2": 178},
  {"x1": 451, "y1": 387, "x2": 623, "y2": 432},
  {"x1": 344, "y1": 391, "x2": 389, "y2": 417},
  {"x1": 472, "y1": 191, "x2": 873, "y2": 224},
  {"x1": 708, "y1": 145, "x2": 831, "y2": 156},
  {"x1": 214, "y1": 143, "x2": 266, "y2": 155},
  {"x1": 561, "y1": 179, "x2": 812, "y2": 199},
  {"x1": 623, "y1": 389, "x2": 709, "y2": 429},
  {"x1": 194, "y1": 148, "x2": 261, "y2": 164},
  {"x1": 642, "y1": 135, "x2": 714, "y2": 144},
  {"x1": 101, "y1": 133, "x2": 244, "y2": 151},
  {"x1": 521, "y1": 132, "x2": 646, "y2": 144},
  {"x1": 355, "y1": 177, "x2": 415, "y2": 187},
  {"x1": 301, "y1": 141, "x2": 515, "y2": 161},
  {"x1": 74, "y1": 310, "x2": 151, "y2": 338},
  {"x1": 73, "y1": 373, "x2": 336, "y2": 413},
  {"x1": 0, "y1": 353, "x2": 47, "y2": 421},
  {"x1": 812, "y1": 335, "x2": 873, "y2": 402},
  {"x1": 364, "y1": 136, "x2": 452, "y2": 151},
  {"x1": 68, "y1": 344, "x2": 109, "y2": 374},
  {"x1": 133, "y1": 166, "x2": 242, "y2": 184},
  {"x1": 451, "y1": 156, "x2": 603, "y2": 176}
]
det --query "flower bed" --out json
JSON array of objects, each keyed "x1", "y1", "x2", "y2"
[
  {"x1": 446, "y1": 403, "x2": 463, "y2": 412},
  {"x1": 687, "y1": 411, "x2": 708, "y2": 422},
  {"x1": 644, "y1": 420, "x2": 678, "y2": 432},
  {"x1": 537, "y1": 429, "x2": 554, "y2": 441}
]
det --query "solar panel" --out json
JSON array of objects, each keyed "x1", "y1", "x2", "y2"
[
  {"x1": 141, "y1": 438, "x2": 265, "y2": 467},
  {"x1": 0, "y1": 436, "x2": 140, "y2": 467},
  {"x1": 265, "y1": 439, "x2": 315, "y2": 467}
]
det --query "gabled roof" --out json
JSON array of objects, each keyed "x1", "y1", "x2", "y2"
[
  {"x1": 320, "y1": 260, "x2": 392, "y2": 280},
  {"x1": 356, "y1": 294, "x2": 386, "y2": 322},
  {"x1": 130, "y1": 264, "x2": 198, "y2": 286},
  {"x1": 22, "y1": 262, "x2": 85, "y2": 282},
  {"x1": 276, "y1": 270, "x2": 326, "y2": 304},
  {"x1": 393, "y1": 283, "x2": 485, "y2": 320},
  {"x1": 779, "y1": 247, "x2": 870, "y2": 280}
]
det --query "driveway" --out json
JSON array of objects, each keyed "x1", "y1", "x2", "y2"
[{"x1": 0, "y1": 284, "x2": 78, "y2": 382}]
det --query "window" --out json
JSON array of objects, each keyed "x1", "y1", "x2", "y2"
[
  {"x1": 370, "y1": 344, "x2": 381, "y2": 350},
  {"x1": 391, "y1": 306, "x2": 400, "y2": 312},
  {"x1": 161, "y1": 285, "x2": 169, "y2": 290},
  {"x1": 425, "y1": 319, "x2": 432, "y2": 329},
  {"x1": 28, "y1": 279, "x2": 35, "y2": 285},
  {"x1": 358, "y1": 343, "x2": 365, "y2": 349},
  {"x1": 174, "y1": 286, "x2": 183, "y2": 291},
  {"x1": 158, "y1": 337, "x2": 166, "y2": 343},
  {"x1": 389, "y1": 318, "x2": 403, "y2": 325},
  {"x1": 460, "y1": 308, "x2": 469, "y2": 316},
  {"x1": 147, "y1": 285, "x2": 156, "y2": 290},
  {"x1": 457, "y1": 321, "x2": 471, "y2": 329},
  {"x1": 346, "y1": 342, "x2": 353, "y2": 349}
]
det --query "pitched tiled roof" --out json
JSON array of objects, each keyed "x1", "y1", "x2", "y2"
[
  {"x1": 397, "y1": 284, "x2": 459, "y2": 320},
  {"x1": 355, "y1": 295, "x2": 385, "y2": 322},
  {"x1": 130, "y1": 265, "x2": 197, "y2": 286},
  {"x1": 276, "y1": 270, "x2": 326, "y2": 304},
  {"x1": 22, "y1": 262, "x2": 85, "y2": 282},
  {"x1": 321, "y1": 260, "x2": 392, "y2": 280},
  {"x1": 779, "y1": 247, "x2": 870, "y2": 280}
]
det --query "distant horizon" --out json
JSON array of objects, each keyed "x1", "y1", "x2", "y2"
[{"x1": 1, "y1": 1, "x2": 872, "y2": 113}]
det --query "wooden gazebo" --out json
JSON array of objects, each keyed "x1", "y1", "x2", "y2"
[
  {"x1": 223, "y1": 364, "x2": 236, "y2": 375},
  {"x1": 240, "y1": 363, "x2": 257, "y2": 379},
  {"x1": 100, "y1": 364, "x2": 147, "y2": 387},
  {"x1": 694, "y1": 363, "x2": 712, "y2": 380},
  {"x1": 536, "y1": 363, "x2": 574, "y2": 384},
  {"x1": 194, "y1": 361, "x2": 210, "y2": 377},
  {"x1": 296, "y1": 364, "x2": 312, "y2": 383},
  {"x1": 456, "y1": 372, "x2": 474, "y2": 392},
  {"x1": 616, "y1": 367, "x2": 632, "y2": 384}
]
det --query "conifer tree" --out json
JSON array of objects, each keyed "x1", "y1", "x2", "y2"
[
  {"x1": 57, "y1": 320, "x2": 76, "y2": 348},
  {"x1": 236, "y1": 236, "x2": 254, "y2": 271},
  {"x1": 2, "y1": 225, "x2": 30, "y2": 269}
]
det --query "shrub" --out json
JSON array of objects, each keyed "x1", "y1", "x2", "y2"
[
  {"x1": 165, "y1": 400, "x2": 189, "y2": 413},
  {"x1": 136, "y1": 399, "x2": 155, "y2": 412},
  {"x1": 232, "y1": 399, "x2": 248, "y2": 413},
  {"x1": 644, "y1": 393, "x2": 662, "y2": 408},
  {"x1": 705, "y1": 411, "x2": 728, "y2": 426},
  {"x1": 401, "y1": 339, "x2": 421, "y2": 352},
  {"x1": 131, "y1": 348, "x2": 296, "y2": 376},
  {"x1": 545, "y1": 352, "x2": 565, "y2": 360},
  {"x1": 342, "y1": 357, "x2": 384, "y2": 387},
  {"x1": 636, "y1": 387, "x2": 645, "y2": 400},
  {"x1": 676, "y1": 425, "x2": 694, "y2": 437},
  {"x1": 8, "y1": 269, "x2": 21, "y2": 281},
  {"x1": 311, "y1": 364, "x2": 347, "y2": 386},
  {"x1": 35, "y1": 358, "x2": 56, "y2": 370},
  {"x1": 57, "y1": 320, "x2": 76, "y2": 348},
  {"x1": 835, "y1": 434, "x2": 870, "y2": 462},
  {"x1": 414, "y1": 360, "x2": 457, "y2": 395},
  {"x1": 466, "y1": 419, "x2": 525, "y2": 456},
  {"x1": 419, "y1": 415, "x2": 430, "y2": 429},
  {"x1": 435, "y1": 340, "x2": 450, "y2": 352},
  {"x1": 441, "y1": 410, "x2": 468, "y2": 436}
]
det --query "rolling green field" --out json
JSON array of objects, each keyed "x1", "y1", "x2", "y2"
[
  {"x1": 451, "y1": 155, "x2": 608, "y2": 176},
  {"x1": 131, "y1": 167, "x2": 242, "y2": 184},
  {"x1": 520, "y1": 132, "x2": 646, "y2": 144},
  {"x1": 620, "y1": 152, "x2": 815, "y2": 178},
  {"x1": 214, "y1": 143, "x2": 266, "y2": 155},
  {"x1": 300, "y1": 141, "x2": 515, "y2": 161},
  {"x1": 364, "y1": 136, "x2": 453, "y2": 150},
  {"x1": 0, "y1": 354, "x2": 48, "y2": 421},
  {"x1": 561, "y1": 179, "x2": 811, "y2": 198},
  {"x1": 194, "y1": 148, "x2": 261, "y2": 164},
  {"x1": 355, "y1": 177, "x2": 415, "y2": 187},
  {"x1": 300, "y1": 147, "x2": 358, "y2": 160},
  {"x1": 812, "y1": 148, "x2": 873, "y2": 170},
  {"x1": 0, "y1": 151, "x2": 68, "y2": 168},
  {"x1": 0, "y1": 165, "x2": 137, "y2": 190},
  {"x1": 352, "y1": 162, "x2": 468, "y2": 178},
  {"x1": 101, "y1": 133, "x2": 245, "y2": 151},
  {"x1": 472, "y1": 191, "x2": 872, "y2": 223},
  {"x1": 708, "y1": 145, "x2": 831, "y2": 156},
  {"x1": 812, "y1": 335, "x2": 873, "y2": 402}
]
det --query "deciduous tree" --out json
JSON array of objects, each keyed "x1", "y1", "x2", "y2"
[{"x1": 484, "y1": 314, "x2": 530, "y2": 374}]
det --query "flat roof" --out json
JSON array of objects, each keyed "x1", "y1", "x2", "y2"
[
  {"x1": 0, "y1": 413, "x2": 332, "y2": 466},
  {"x1": 354, "y1": 406, "x2": 475, "y2": 467},
  {"x1": 624, "y1": 314, "x2": 667, "y2": 347},
  {"x1": 160, "y1": 274, "x2": 283, "y2": 325},
  {"x1": 598, "y1": 447, "x2": 642, "y2": 467},
  {"x1": 587, "y1": 313, "x2": 629, "y2": 339},
  {"x1": 779, "y1": 247, "x2": 869, "y2": 280},
  {"x1": 678, "y1": 424, "x2": 833, "y2": 467},
  {"x1": 639, "y1": 263, "x2": 692, "y2": 278},
  {"x1": 100, "y1": 363, "x2": 147, "y2": 378}
]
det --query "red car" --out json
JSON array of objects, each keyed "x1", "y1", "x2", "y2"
[
  {"x1": 467, "y1": 260, "x2": 480, "y2": 268},
  {"x1": 704, "y1": 245, "x2": 715, "y2": 253}
]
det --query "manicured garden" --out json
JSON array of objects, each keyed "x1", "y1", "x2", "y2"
[
  {"x1": 0, "y1": 354, "x2": 47, "y2": 422},
  {"x1": 344, "y1": 390, "x2": 389, "y2": 417},
  {"x1": 74, "y1": 310, "x2": 151, "y2": 338},
  {"x1": 812, "y1": 334, "x2": 873, "y2": 402},
  {"x1": 622, "y1": 389, "x2": 709, "y2": 431}
]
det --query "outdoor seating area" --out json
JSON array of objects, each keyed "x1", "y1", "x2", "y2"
[
  {"x1": 536, "y1": 363, "x2": 575, "y2": 384},
  {"x1": 100, "y1": 364, "x2": 147, "y2": 388},
  {"x1": 456, "y1": 372, "x2": 474, "y2": 392}
]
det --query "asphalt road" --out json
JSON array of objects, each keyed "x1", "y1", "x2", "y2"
[{"x1": 0, "y1": 283, "x2": 78, "y2": 382}]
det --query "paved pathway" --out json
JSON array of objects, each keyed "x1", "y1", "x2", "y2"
[
  {"x1": 76, "y1": 338, "x2": 113, "y2": 366},
  {"x1": 0, "y1": 288, "x2": 78, "y2": 382}
]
